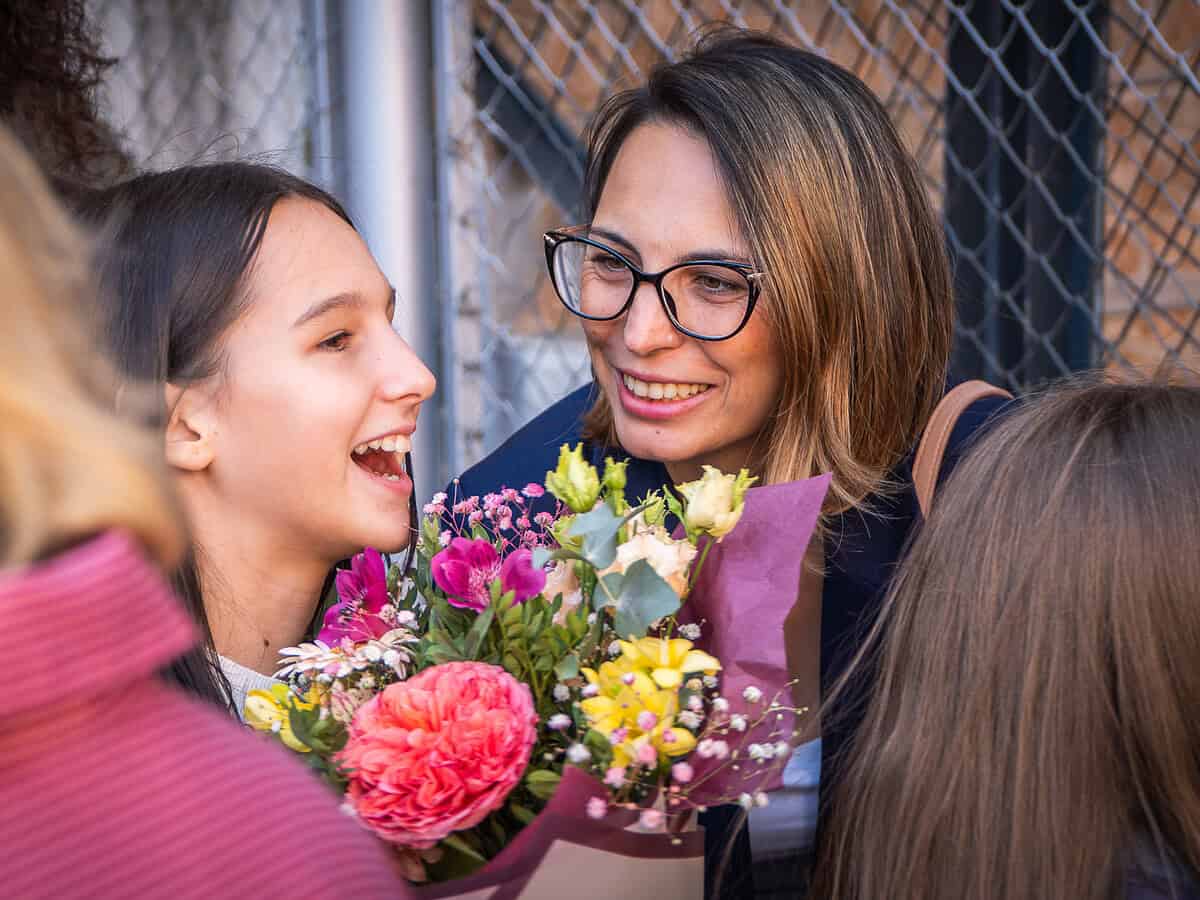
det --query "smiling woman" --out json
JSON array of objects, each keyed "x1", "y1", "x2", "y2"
[
  {"x1": 454, "y1": 27, "x2": 1011, "y2": 898},
  {"x1": 76, "y1": 164, "x2": 436, "y2": 716}
]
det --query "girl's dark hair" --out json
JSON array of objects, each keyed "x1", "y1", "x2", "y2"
[
  {"x1": 811, "y1": 374, "x2": 1200, "y2": 900},
  {"x1": 75, "y1": 163, "x2": 355, "y2": 712}
]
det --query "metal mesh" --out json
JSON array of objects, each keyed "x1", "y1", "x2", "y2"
[
  {"x1": 434, "y1": 0, "x2": 1200, "y2": 473},
  {"x1": 89, "y1": 0, "x2": 340, "y2": 191}
]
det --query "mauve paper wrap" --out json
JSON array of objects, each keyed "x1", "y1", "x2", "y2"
[
  {"x1": 413, "y1": 766, "x2": 703, "y2": 899},
  {"x1": 676, "y1": 473, "x2": 831, "y2": 806}
]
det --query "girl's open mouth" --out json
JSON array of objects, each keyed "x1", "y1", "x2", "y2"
[{"x1": 352, "y1": 435, "x2": 412, "y2": 489}]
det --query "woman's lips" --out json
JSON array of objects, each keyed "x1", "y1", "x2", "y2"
[{"x1": 614, "y1": 369, "x2": 714, "y2": 421}]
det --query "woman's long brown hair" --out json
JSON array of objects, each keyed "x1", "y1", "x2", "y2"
[
  {"x1": 810, "y1": 375, "x2": 1200, "y2": 900},
  {"x1": 580, "y1": 28, "x2": 953, "y2": 520}
]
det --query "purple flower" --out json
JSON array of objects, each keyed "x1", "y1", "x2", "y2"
[
  {"x1": 430, "y1": 538, "x2": 546, "y2": 612},
  {"x1": 318, "y1": 548, "x2": 392, "y2": 643}
]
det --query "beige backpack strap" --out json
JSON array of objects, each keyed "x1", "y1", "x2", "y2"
[{"x1": 913, "y1": 380, "x2": 1012, "y2": 517}]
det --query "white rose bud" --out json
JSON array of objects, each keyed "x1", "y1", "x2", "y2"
[{"x1": 677, "y1": 466, "x2": 757, "y2": 543}]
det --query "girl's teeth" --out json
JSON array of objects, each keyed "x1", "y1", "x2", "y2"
[
  {"x1": 622, "y1": 373, "x2": 709, "y2": 401},
  {"x1": 352, "y1": 436, "x2": 412, "y2": 457}
]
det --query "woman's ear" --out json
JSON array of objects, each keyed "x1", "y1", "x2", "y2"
[{"x1": 163, "y1": 382, "x2": 216, "y2": 472}]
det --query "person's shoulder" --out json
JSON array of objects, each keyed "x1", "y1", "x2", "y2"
[
  {"x1": 941, "y1": 378, "x2": 1017, "y2": 473},
  {"x1": 1127, "y1": 843, "x2": 1200, "y2": 900},
  {"x1": 0, "y1": 677, "x2": 403, "y2": 899},
  {"x1": 143, "y1": 684, "x2": 404, "y2": 896},
  {"x1": 453, "y1": 383, "x2": 599, "y2": 497}
]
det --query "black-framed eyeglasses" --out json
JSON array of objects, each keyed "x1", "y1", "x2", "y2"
[{"x1": 543, "y1": 227, "x2": 765, "y2": 341}]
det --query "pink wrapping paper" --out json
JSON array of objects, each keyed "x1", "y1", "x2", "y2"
[
  {"x1": 413, "y1": 766, "x2": 703, "y2": 899},
  {"x1": 676, "y1": 473, "x2": 831, "y2": 805}
]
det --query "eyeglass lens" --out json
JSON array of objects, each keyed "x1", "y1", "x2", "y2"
[{"x1": 551, "y1": 238, "x2": 751, "y2": 340}]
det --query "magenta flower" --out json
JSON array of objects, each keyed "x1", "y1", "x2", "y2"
[
  {"x1": 430, "y1": 537, "x2": 546, "y2": 612},
  {"x1": 319, "y1": 547, "x2": 392, "y2": 643}
]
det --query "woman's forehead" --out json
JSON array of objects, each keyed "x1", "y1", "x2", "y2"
[{"x1": 594, "y1": 123, "x2": 746, "y2": 265}]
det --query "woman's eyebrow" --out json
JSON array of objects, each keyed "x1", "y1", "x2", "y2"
[
  {"x1": 679, "y1": 248, "x2": 754, "y2": 265},
  {"x1": 589, "y1": 226, "x2": 751, "y2": 267}
]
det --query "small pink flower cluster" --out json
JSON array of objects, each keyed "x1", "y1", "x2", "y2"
[{"x1": 426, "y1": 482, "x2": 563, "y2": 554}]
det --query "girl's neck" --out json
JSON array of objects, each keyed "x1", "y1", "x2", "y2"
[{"x1": 188, "y1": 511, "x2": 332, "y2": 677}]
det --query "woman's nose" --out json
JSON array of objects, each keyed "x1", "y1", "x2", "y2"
[{"x1": 622, "y1": 282, "x2": 684, "y2": 355}]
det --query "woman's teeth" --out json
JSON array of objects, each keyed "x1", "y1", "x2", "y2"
[
  {"x1": 622, "y1": 373, "x2": 710, "y2": 400},
  {"x1": 352, "y1": 436, "x2": 410, "y2": 481}
]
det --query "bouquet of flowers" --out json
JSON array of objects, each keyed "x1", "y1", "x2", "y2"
[{"x1": 246, "y1": 445, "x2": 830, "y2": 897}]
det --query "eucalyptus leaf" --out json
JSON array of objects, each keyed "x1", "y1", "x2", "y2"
[
  {"x1": 531, "y1": 546, "x2": 554, "y2": 569},
  {"x1": 554, "y1": 653, "x2": 579, "y2": 680},
  {"x1": 566, "y1": 503, "x2": 624, "y2": 569},
  {"x1": 607, "y1": 559, "x2": 682, "y2": 639}
]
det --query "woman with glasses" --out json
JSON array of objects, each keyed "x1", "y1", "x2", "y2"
[{"x1": 454, "y1": 27, "x2": 1009, "y2": 897}]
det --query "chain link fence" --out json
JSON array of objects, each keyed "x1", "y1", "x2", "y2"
[
  {"x1": 90, "y1": 0, "x2": 340, "y2": 192},
  {"x1": 85, "y1": 2, "x2": 1200, "y2": 476},
  {"x1": 435, "y1": 0, "x2": 1200, "y2": 473}
]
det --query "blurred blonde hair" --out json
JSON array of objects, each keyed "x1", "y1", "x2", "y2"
[{"x1": 0, "y1": 125, "x2": 184, "y2": 567}]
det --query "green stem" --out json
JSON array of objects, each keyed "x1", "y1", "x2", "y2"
[{"x1": 687, "y1": 538, "x2": 714, "y2": 592}]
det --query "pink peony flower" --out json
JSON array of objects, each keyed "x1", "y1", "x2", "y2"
[
  {"x1": 336, "y1": 662, "x2": 538, "y2": 849},
  {"x1": 429, "y1": 537, "x2": 546, "y2": 612},
  {"x1": 319, "y1": 548, "x2": 392, "y2": 643}
]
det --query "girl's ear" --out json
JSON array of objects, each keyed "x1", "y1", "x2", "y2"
[{"x1": 163, "y1": 382, "x2": 216, "y2": 472}]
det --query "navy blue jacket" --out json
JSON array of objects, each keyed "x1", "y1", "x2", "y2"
[{"x1": 453, "y1": 381, "x2": 1009, "y2": 897}]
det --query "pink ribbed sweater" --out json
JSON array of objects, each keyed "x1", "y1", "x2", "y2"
[{"x1": 0, "y1": 530, "x2": 407, "y2": 899}]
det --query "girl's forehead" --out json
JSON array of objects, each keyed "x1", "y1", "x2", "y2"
[{"x1": 240, "y1": 200, "x2": 387, "y2": 322}]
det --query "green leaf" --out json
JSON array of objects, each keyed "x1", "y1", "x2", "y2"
[
  {"x1": 502, "y1": 600, "x2": 523, "y2": 628},
  {"x1": 525, "y1": 769, "x2": 562, "y2": 801},
  {"x1": 509, "y1": 803, "x2": 537, "y2": 825},
  {"x1": 441, "y1": 833, "x2": 487, "y2": 864},
  {"x1": 604, "y1": 559, "x2": 682, "y2": 639},
  {"x1": 554, "y1": 652, "x2": 579, "y2": 680},
  {"x1": 665, "y1": 492, "x2": 685, "y2": 531},
  {"x1": 567, "y1": 503, "x2": 624, "y2": 569},
  {"x1": 463, "y1": 603, "x2": 496, "y2": 659}
]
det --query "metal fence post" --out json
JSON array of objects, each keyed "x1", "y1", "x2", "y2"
[{"x1": 338, "y1": 1, "x2": 442, "y2": 500}]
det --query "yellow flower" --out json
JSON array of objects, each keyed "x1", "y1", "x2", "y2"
[
  {"x1": 545, "y1": 444, "x2": 601, "y2": 513},
  {"x1": 578, "y1": 638, "x2": 721, "y2": 768},
  {"x1": 678, "y1": 466, "x2": 757, "y2": 542},
  {"x1": 244, "y1": 683, "x2": 318, "y2": 753},
  {"x1": 618, "y1": 637, "x2": 721, "y2": 689}
]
